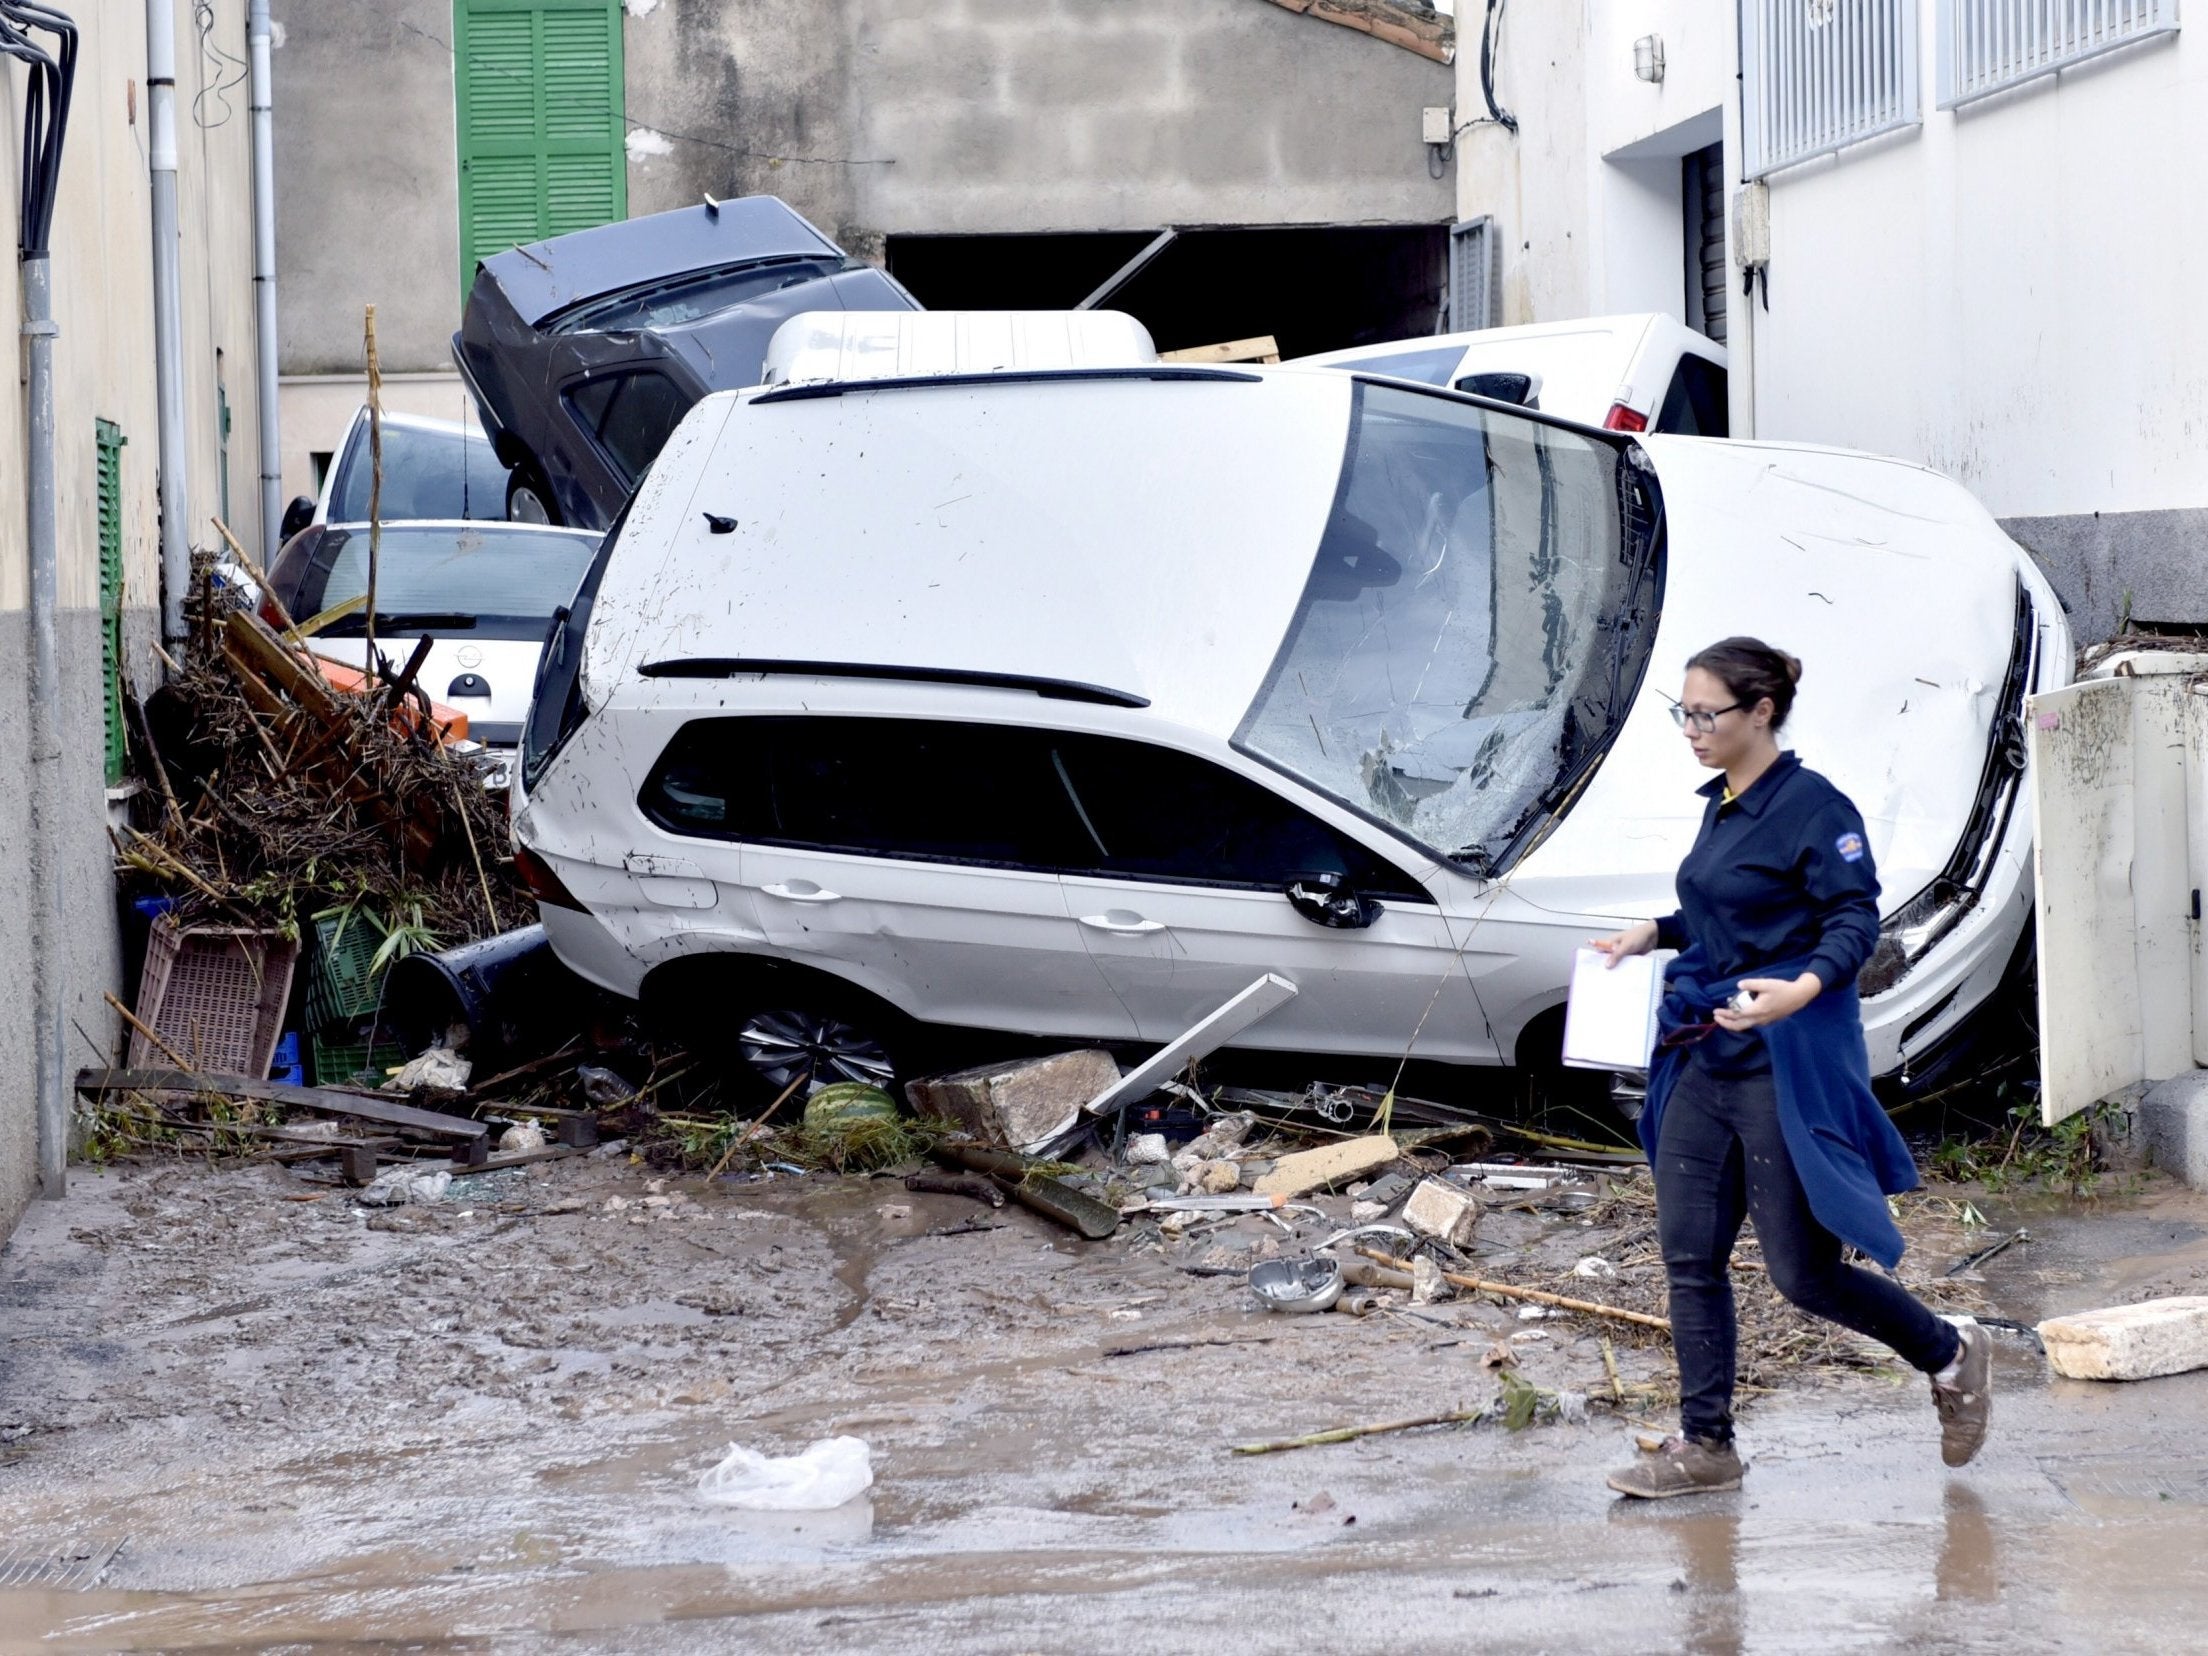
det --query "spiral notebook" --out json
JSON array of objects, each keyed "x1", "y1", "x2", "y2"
[{"x1": 1561, "y1": 947, "x2": 1669, "y2": 1072}]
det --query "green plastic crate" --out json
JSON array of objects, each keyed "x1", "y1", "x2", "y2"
[
  {"x1": 309, "y1": 1028, "x2": 405, "y2": 1089},
  {"x1": 306, "y1": 912, "x2": 388, "y2": 1032}
]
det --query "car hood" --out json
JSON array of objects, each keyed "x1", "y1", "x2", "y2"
[
  {"x1": 480, "y1": 198, "x2": 841, "y2": 328},
  {"x1": 1512, "y1": 436, "x2": 2025, "y2": 919}
]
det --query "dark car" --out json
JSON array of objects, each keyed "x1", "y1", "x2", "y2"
[{"x1": 451, "y1": 196, "x2": 919, "y2": 530}]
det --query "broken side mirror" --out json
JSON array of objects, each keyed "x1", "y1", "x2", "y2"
[
  {"x1": 1284, "y1": 870, "x2": 1381, "y2": 930},
  {"x1": 280, "y1": 495, "x2": 315, "y2": 543}
]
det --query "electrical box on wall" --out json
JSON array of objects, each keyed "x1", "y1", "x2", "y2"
[
  {"x1": 1422, "y1": 106, "x2": 1453, "y2": 146},
  {"x1": 1732, "y1": 181, "x2": 1771, "y2": 272}
]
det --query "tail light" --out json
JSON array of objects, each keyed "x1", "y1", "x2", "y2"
[
  {"x1": 1603, "y1": 403, "x2": 1649, "y2": 433},
  {"x1": 259, "y1": 593, "x2": 289, "y2": 630},
  {"x1": 514, "y1": 843, "x2": 587, "y2": 912}
]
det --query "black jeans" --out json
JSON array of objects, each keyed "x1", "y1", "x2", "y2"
[{"x1": 1655, "y1": 1053, "x2": 1962, "y2": 1445}]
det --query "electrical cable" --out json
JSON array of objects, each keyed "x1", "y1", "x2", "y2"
[
  {"x1": 191, "y1": 0, "x2": 250, "y2": 130},
  {"x1": 0, "y1": 1, "x2": 77, "y2": 255}
]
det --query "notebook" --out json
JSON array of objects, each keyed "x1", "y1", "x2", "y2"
[{"x1": 1561, "y1": 946, "x2": 1669, "y2": 1072}]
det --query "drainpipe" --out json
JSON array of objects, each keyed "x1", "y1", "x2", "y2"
[
  {"x1": 147, "y1": 0, "x2": 190, "y2": 642},
  {"x1": 248, "y1": 0, "x2": 281, "y2": 561},
  {"x1": 24, "y1": 249, "x2": 64, "y2": 1199}
]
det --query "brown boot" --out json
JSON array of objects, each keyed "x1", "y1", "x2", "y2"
[
  {"x1": 1932, "y1": 1320, "x2": 1993, "y2": 1468},
  {"x1": 1606, "y1": 1435, "x2": 1745, "y2": 1499}
]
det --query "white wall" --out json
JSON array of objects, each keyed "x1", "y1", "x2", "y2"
[{"x1": 1752, "y1": 15, "x2": 2204, "y2": 521}]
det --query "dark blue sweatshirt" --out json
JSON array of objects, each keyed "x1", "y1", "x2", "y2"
[{"x1": 1652, "y1": 752, "x2": 1883, "y2": 1075}]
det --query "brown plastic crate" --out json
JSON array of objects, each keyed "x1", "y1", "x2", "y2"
[{"x1": 127, "y1": 914, "x2": 299, "y2": 1078}]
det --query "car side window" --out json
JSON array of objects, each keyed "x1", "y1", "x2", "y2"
[
  {"x1": 1655, "y1": 354, "x2": 1729, "y2": 436},
  {"x1": 566, "y1": 371, "x2": 696, "y2": 485},
  {"x1": 640, "y1": 716, "x2": 1091, "y2": 869},
  {"x1": 1046, "y1": 731, "x2": 1433, "y2": 901}
]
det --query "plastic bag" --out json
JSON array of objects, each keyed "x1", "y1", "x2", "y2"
[{"x1": 697, "y1": 1436, "x2": 873, "y2": 1510}]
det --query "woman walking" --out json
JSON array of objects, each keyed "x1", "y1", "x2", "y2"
[{"x1": 1595, "y1": 638, "x2": 1991, "y2": 1500}]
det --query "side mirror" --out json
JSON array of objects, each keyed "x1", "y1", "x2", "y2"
[
  {"x1": 1284, "y1": 870, "x2": 1381, "y2": 930},
  {"x1": 280, "y1": 495, "x2": 316, "y2": 543}
]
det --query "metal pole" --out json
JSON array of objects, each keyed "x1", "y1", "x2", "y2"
[
  {"x1": 23, "y1": 248, "x2": 65, "y2": 1198},
  {"x1": 146, "y1": 0, "x2": 190, "y2": 643},
  {"x1": 248, "y1": 0, "x2": 281, "y2": 562}
]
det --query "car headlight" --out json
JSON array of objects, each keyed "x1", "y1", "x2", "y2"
[{"x1": 1856, "y1": 881, "x2": 1969, "y2": 998}]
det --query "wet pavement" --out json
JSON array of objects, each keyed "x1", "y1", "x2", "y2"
[{"x1": 3, "y1": 1156, "x2": 2206, "y2": 1653}]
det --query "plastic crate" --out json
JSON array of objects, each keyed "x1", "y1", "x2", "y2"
[
  {"x1": 128, "y1": 915, "x2": 299, "y2": 1078},
  {"x1": 309, "y1": 1027, "x2": 406, "y2": 1089},
  {"x1": 306, "y1": 911, "x2": 388, "y2": 1031}
]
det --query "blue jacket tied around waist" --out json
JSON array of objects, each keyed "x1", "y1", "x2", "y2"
[{"x1": 1640, "y1": 952, "x2": 1919, "y2": 1268}]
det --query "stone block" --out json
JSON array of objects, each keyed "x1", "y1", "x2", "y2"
[
  {"x1": 905, "y1": 1049, "x2": 1120, "y2": 1148},
  {"x1": 2041, "y1": 1297, "x2": 2208, "y2": 1381},
  {"x1": 2138, "y1": 1073, "x2": 2208, "y2": 1190},
  {"x1": 1252, "y1": 1134, "x2": 1397, "y2": 1197},
  {"x1": 1402, "y1": 1177, "x2": 1479, "y2": 1248}
]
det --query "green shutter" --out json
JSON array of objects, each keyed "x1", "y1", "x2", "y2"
[
  {"x1": 96, "y1": 419, "x2": 127, "y2": 787},
  {"x1": 454, "y1": 0, "x2": 628, "y2": 305}
]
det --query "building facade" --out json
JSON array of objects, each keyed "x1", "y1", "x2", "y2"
[
  {"x1": 0, "y1": 1, "x2": 267, "y2": 1236},
  {"x1": 1454, "y1": 0, "x2": 2204, "y2": 640},
  {"x1": 270, "y1": 0, "x2": 1459, "y2": 494}
]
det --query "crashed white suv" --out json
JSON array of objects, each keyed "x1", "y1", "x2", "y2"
[{"x1": 512, "y1": 348, "x2": 2069, "y2": 1098}]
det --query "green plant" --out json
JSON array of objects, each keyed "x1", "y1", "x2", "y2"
[
  {"x1": 368, "y1": 899, "x2": 440, "y2": 977},
  {"x1": 1925, "y1": 1096, "x2": 2116, "y2": 1197}
]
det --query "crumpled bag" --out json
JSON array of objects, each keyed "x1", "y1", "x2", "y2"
[
  {"x1": 697, "y1": 1436, "x2": 873, "y2": 1511},
  {"x1": 355, "y1": 1167, "x2": 451, "y2": 1207}
]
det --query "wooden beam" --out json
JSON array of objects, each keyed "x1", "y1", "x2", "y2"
[
  {"x1": 1159, "y1": 335, "x2": 1282, "y2": 366},
  {"x1": 76, "y1": 1067, "x2": 488, "y2": 1143}
]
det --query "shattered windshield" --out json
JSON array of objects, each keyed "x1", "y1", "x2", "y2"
[{"x1": 1237, "y1": 380, "x2": 1648, "y2": 872}]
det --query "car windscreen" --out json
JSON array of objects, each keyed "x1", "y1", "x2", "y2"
[
  {"x1": 1236, "y1": 381, "x2": 1647, "y2": 873},
  {"x1": 304, "y1": 525, "x2": 599, "y2": 640},
  {"x1": 547, "y1": 256, "x2": 855, "y2": 333},
  {"x1": 328, "y1": 421, "x2": 504, "y2": 522}
]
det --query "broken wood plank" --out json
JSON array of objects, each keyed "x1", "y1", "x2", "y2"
[
  {"x1": 1158, "y1": 335, "x2": 1282, "y2": 365},
  {"x1": 76, "y1": 1067, "x2": 488, "y2": 1143}
]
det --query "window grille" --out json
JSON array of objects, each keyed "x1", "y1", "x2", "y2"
[
  {"x1": 1937, "y1": 0, "x2": 2178, "y2": 108},
  {"x1": 1743, "y1": 0, "x2": 1922, "y2": 177}
]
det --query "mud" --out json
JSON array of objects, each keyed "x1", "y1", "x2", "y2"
[{"x1": 4, "y1": 1156, "x2": 2208, "y2": 1652}]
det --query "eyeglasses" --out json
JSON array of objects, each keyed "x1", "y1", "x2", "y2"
[{"x1": 1668, "y1": 700, "x2": 1744, "y2": 734}]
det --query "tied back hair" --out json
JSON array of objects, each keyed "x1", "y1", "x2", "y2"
[{"x1": 1688, "y1": 637, "x2": 1803, "y2": 729}]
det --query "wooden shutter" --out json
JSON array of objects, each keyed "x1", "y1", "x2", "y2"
[
  {"x1": 96, "y1": 419, "x2": 127, "y2": 787},
  {"x1": 454, "y1": 0, "x2": 627, "y2": 303}
]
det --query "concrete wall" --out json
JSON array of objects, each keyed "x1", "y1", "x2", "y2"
[
  {"x1": 1456, "y1": 0, "x2": 2208, "y2": 641},
  {"x1": 0, "y1": 4, "x2": 263, "y2": 1239},
  {"x1": 273, "y1": 0, "x2": 1454, "y2": 377},
  {"x1": 271, "y1": 0, "x2": 462, "y2": 376}
]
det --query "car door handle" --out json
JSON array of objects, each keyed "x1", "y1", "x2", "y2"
[
  {"x1": 763, "y1": 881, "x2": 841, "y2": 904},
  {"x1": 1079, "y1": 911, "x2": 1166, "y2": 935}
]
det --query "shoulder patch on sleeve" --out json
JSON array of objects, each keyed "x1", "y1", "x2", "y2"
[{"x1": 1835, "y1": 831, "x2": 1867, "y2": 863}]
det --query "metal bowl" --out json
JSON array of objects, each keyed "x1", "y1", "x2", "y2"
[{"x1": 1248, "y1": 1255, "x2": 1345, "y2": 1314}]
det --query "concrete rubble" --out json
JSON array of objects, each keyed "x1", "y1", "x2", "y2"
[
  {"x1": 905, "y1": 1049, "x2": 1122, "y2": 1148},
  {"x1": 2040, "y1": 1295, "x2": 2208, "y2": 1381}
]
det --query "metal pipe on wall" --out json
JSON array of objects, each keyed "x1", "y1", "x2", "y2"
[
  {"x1": 23, "y1": 248, "x2": 64, "y2": 1199},
  {"x1": 146, "y1": 0, "x2": 190, "y2": 642},
  {"x1": 248, "y1": 0, "x2": 281, "y2": 562}
]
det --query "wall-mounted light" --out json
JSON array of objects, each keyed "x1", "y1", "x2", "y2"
[{"x1": 1634, "y1": 34, "x2": 1666, "y2": 84}]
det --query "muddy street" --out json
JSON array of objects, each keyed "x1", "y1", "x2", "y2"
[{"x1": 1, "y1": 1154, "x2": 2205, "y2": 1652}]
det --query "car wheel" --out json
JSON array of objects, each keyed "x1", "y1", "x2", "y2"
[
  {"x1": 505, "y1": 462, "x2": 560, "y2": 525},
  {"x1": 736, "y1": 1004, "x2": 901, "y2": 1098}
]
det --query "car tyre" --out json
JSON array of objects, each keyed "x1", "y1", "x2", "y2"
[
  {"x1": 505, "y1": 460, "x2": 561, "y2": 525},
  {"x1": 653, "y1": 962, "x2": 916, "y2": 1107}
]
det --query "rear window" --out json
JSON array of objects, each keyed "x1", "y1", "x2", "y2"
[
  {"x1": 304, "y1": 525, "x2": 599, "y2": 640},
  {"x1": 1656, "y1": 353, "x2": 1729, "y2": 436},
  {"x1": 328, "y1": 421, "x2": 504, "y2": 522}
]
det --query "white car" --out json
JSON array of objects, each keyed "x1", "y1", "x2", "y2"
[
  {"x1": 265, "y1": 520, "x2": 601, "y2": 753},
  {"x1": 509, "y1": 343, "x2": 2067, "y2": 1100},
  {"x1": 280, "y1": 410, "x2": 510, "y2": 543},
  {"x1": 1297, "y1": 313, "x2": 1729, "y2": 435}
]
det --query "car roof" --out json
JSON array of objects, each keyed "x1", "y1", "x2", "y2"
[
  {"x1": 582, "y1": 365, "x2": 1373, "y2": 739},
  {"x1": 477, "y1": 197, "x2": 842, "y2": 329}
]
